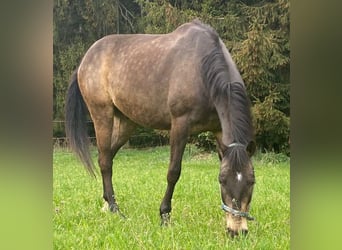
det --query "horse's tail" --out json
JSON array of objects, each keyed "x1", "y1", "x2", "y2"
[{"x1": 65, "y1": 69, "x2": 96, "y2": 177}]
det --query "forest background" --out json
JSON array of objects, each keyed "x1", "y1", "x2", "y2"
[{"x1": 53, "y1": 0, "x2": 290, "y2": 154}]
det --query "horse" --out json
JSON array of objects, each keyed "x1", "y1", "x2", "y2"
[{"x1": 65, "y1": 20, "x2": 256, "y2": 237}]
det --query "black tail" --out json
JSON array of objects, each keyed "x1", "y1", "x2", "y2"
[{"x1": 65, "y1": 69, "x2": 96, "y2": 177}]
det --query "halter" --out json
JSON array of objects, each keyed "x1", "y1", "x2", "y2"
[
  {"x1": 222, "y1": 142, "x2": 254, "y2": 220},
  {"x1": 221, "y1": 203, "x2": 255, "y2": 221},
  {"x1": 227, "y1": 142, "x2": 246, "y2": 149}
]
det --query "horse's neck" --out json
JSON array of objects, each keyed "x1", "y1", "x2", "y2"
[
  {"x1": 215, "y1": 103, "x2": 233, "y2": 147},
  {"x1": 219, "y1": 39, "x2": 243, "y2": 84}
]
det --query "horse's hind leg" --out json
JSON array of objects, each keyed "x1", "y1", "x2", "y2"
[
  {"x1": 87, "y1": 104, "x2": 116, "y2": 211},
  {"x1": 105, "y1": 110, "x2": 136, "y2": 213},
  {"x1": 90, "y1": 105, "x2": 136, "y2": 213},
  {"x1": 160, "y1": 116, "x2": 189, "y2": 225}
]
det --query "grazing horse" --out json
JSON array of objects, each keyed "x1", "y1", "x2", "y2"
[{"x1": 65, "y1": 20, "x2": 256, "y2": 237}]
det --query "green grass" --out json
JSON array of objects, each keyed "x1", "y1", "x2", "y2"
[{"x1": 53, "y1": 146, "x2": 290, "y2": 249}]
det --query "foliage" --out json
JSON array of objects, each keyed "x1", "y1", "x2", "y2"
[
  {"x1": 53, "y1": 0, "x2": 290, "y2": 153},
  {"x1": 253, "y1": 149, "x2": 290, "y2": 166},
  {"x1": 231, "y1": 0, "x2": 290, "y2": 154},
  {"x1": 128, "y1": 127, "x2": 169, "y2": 148},
  {"x1": 53, "y1": 38, "x2": 87, "y2": 119},
  {"x1": 252, "y1": 91, "x2": 290, "y2": 154},
  {"x1": 194, "y1": 131, "x2": 216, "y2": 152}
]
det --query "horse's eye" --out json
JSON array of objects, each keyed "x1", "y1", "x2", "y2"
[{"x1": 218, "y1": 174, "x2": 226, "y2": 184}]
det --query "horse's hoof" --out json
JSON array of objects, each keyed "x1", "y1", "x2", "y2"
[
  {"x1": 110, "y1": 204, "x2": 127, "y2": 219},
  {"x1": 101, "y1": 202, "x2": 109, "y2": 212},
  {"x1": 101, "y1": 202, "x2": 119, "y2": 213},
  {"x1": 160, "y1": 213, "x2": 171, "y2": 226},
  {"x1": 109, "y1": 203, "x2": 119, "y2": 213}
]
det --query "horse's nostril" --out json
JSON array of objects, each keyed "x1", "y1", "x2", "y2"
[
  {"x1": 226, "y1": 228, "x2": 238, "y2": 238},
  {"x1": 226, "y1": 228, "x2": 248, "y2": 238},
  {"x1": 241, "y1": 229, "x2": 248, "y2": 236}
]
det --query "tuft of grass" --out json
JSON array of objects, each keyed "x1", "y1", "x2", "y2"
[
  {"x1": 53, "y1": 145, "x2": 289, "y2": 249},
  {"x1": 253, "y1": 150, "x2": 290, "y2": 166}
]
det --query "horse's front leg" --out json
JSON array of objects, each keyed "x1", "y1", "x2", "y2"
[{"x1": 160, "y1": 116, "x2": 189, "y2": 226}]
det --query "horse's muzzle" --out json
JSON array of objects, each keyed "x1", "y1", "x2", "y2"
[{"x1": 226, "y1": 228, "x2": 248, "y2": 238}]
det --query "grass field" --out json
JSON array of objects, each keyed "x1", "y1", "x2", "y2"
[{"x1": 53, "y1": 146, "x2": 290, "y2": 249}]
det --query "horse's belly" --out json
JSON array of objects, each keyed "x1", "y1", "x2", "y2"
[{"x1": 113, "y1": 93, "x2": 172, "y2": 130}]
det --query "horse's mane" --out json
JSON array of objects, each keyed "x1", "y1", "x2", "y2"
[{"x1": 199, "y1": 21, "x2": 254, "y2": 171}]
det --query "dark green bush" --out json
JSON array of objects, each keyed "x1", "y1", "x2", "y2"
[
  {"x1": 128, "y1": 128, "x2": 169, "y2": 148},
  {"x1": 194, "y1": 132, "x2": 216, "y2": 152},
  {"x1": 252, "y1": 91, "x2": 290, "y2": 154}
]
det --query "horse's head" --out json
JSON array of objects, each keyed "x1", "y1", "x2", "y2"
[{"x1": 219, "y1": 142, "x2": 256, "y2": 237}]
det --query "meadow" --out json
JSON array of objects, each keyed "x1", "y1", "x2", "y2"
[{"x1": 53, "y1": 145, "x2": 290, "y2": 249}]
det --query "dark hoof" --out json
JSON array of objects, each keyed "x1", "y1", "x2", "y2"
[
  {"x1": 160, "y1": 213, "x2": 171, "y2": 226},
  {"x1": 109, "y1": 204, "x2": 127, "y2": 219},
  {"x1": 109, "y1": 203, "x2": 119, "y2": 213}
]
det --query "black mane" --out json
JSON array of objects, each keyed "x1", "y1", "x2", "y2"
[{"x1": 200, "y1": 24, "x2": 254, "y2": 170}]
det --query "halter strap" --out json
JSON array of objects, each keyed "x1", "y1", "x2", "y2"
[
  {"x1": 221, "y1": 203, "x2": 255, "y2": 221},
  {"x1": 227, "y1": 142, "x2": 246, "y2": 148}
]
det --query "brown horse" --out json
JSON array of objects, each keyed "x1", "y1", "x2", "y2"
[{"x1": 65, "y1": 20, "x2": 256, "y2": 237}]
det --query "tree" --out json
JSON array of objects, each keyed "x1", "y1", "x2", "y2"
[{"x1": 232, "y1": 0, "x2": 290, "y2": 153}]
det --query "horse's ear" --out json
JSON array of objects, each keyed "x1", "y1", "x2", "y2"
[{"x1": 247, "y1": 140, "x2": 256, "y2": 157}]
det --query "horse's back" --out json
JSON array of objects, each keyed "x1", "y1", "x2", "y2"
[{"x1": 78, "y1": 21, "x2": 219, "y2": 130}]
